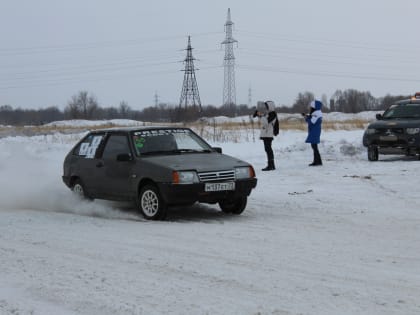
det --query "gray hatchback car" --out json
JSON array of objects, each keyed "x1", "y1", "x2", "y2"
[{"x1": 62, "y1": 127, "x2": 257, "y2": 220}]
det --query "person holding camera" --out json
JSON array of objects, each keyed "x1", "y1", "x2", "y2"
[
  {"x1": 253, "y1": 100, "x2": 278, "y2": 171},
  {"x1": 302, "y1": 100, "x2": 323, "y2": 166}
]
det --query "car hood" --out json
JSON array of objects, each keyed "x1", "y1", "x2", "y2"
[
  {"x1": 368, "y1": 119, "x2": 420, "y2": 129},
  {"x1": 140, "y1": 153, "x2": 250, "y2": 171}
]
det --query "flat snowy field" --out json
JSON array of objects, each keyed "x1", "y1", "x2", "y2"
[{"x1": 0, "y1": 124, "x2": 419, "y2": 315}]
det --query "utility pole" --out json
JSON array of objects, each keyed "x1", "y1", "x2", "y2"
[
  {"x1": 221, "y1": 8, "x2": 238, "y2": 111},
  {"x1": 248, "y1": 85, "x2": 252, "y2": 107},
  {"x1": 179, "y1": 36, "x2": 202, "y2": 111},
  {"x1": 154, "y1": 91, "x2": 159, "y2": 107}
]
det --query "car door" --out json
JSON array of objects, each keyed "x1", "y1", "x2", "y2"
[
  {"x1": 95, "y1": 133, "x2": 134, "y2": 199},
  {"x1": 72, "y1": 132, "x2": 106, "y2": 196}
]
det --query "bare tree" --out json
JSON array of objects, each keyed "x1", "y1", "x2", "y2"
[
  {"x1": 292, "y1": 92, "x2": 314, "y2": 113},
  {"x1": 65, "y1": 91, "x2": 99, "y2": 119},
  {"x1": 331, "y1": 89, "x2": 377, "y2": 113},
  {"x1": 377, "y1": 94, "x2": 409, "y2": 110},
  {"x1": 118, "y1": 101, "x2": 131, "y2": 118},
  {"x1": 331, "y1": 90, "x2": 346, "y2": 112},
  {"x1": 321, "y1": 94, "x2": 329, "y2": 112}
]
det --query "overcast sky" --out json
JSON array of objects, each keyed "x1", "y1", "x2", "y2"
[{"x1": 1, "y1": 0, "x2": 420, "y2": 110}]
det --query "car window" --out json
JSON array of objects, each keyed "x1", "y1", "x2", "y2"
[
  {"x1": 174, "y1": 132, "x2": 208, "y2": 150},
  {"x1": 383, "y1": 104, "x2": 420, "y2": 119},
  {"x1": 73, "y1": 133, "x2": 104, "y2": 158},
  {"x1": 102, "y1": 134, "x2": 130, "y2": 159},
  {"x1": 132, "y1": 129, "x2": 211, "y2": 155}
]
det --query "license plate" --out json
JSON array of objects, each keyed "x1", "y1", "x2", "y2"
[
  {"x1": 205, "y1": 182, "x2": 235, "y2": 192},
  {"x1": 380, "y1": 135, "x2": 397, "y2": 141}
]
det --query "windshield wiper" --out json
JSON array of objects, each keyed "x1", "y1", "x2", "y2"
[
  {"x1": 140, "y1": 149, "x2": 212, "y2": 155},
  {"x1": 172, "y1": 149, "x2": 212, "y2": 153},
  {"x1": 140, "y1": 150, "x2": 174, "y2": 156}
]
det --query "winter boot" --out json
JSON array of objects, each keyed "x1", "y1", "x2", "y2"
[
  {"x1": 309, "y1": 145, "x2": 322, "y2": 166},
  {"x1": 262, "y1": 160, "x2": 275, "y2": 171},
  {"x1": 308, "y1": 161, "x2": 322, "y2": 166},
  {"x1": 309, "y1": 157, "x2": 322, "y2": 166},
  {"x1": 309, "y1": 162, "x2": 321, "y2": 166}
]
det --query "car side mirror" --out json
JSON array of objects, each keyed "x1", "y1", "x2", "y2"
[
  {"x1": 212, "y1": 147, "x2": 222, "y2": 153},
  {"x1": 116, "y1": 153, "x2": 132, "y2": 162},
  {"x1": 376, "y1": 113, "x2": 383, "y2": 120}
]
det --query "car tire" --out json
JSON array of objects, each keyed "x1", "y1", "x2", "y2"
[
  {"x1": 138, "y1": 185, "x2": 167, "y2": 220},
  {"x1": 72, "y1": 179, "x2": 93, "y2": 200},
  {"x1": 367, "y1": 146, "x2": 379, "y2": 161},
  {"x1": 219, "y1": 196, "x2": 247, "y2": 215}
]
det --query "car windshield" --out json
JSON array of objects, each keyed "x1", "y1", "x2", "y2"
[
  {"x1": 382, "y1": 103, "x2": 420, "y2": 119},
  {"x1": 132, "y1": 129, "x2": 212, "y2": 156}
]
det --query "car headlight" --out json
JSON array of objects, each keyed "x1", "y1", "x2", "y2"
[
  {"x1": 172, "y1": 171, "x2": 199, "y2": 184},
  {"x1": 365, "y1": 128, "x2": 377, "y2": 135},
  {"x1": 406, "y1": 127, "x2": 420, "y2": 135},
  {"x1": 235, "y1": 166, "x2": 255, "y2": 179}
]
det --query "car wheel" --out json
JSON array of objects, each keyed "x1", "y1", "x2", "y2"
[
  {"x1": 138, "y1": 185, "x2": 167, "y2": 220},
  {"x1": 367, "y1": 146, "x2": 379, "y2": 161},
  {"x1": 72, "y1": 179, "x2": 93, "y2": 200},
  {"x1": 219, "y1": 196, "x2": 247, "y2": 215}
]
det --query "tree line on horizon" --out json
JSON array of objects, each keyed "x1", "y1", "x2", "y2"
[{"x1": 0, "y1": 89, "x2": 410, "y2": 126}]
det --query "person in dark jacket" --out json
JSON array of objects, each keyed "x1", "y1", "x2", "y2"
[
  {"x1": 302, "y1": 100, "x2": 323, "y2": 166},
  {"x1": 253, "y1": 100, "x2": 277, "y2": 171}
]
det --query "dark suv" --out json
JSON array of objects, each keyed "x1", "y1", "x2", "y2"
[
  {"x1": 363, "y1": 93, "x2": 420, "y2": 161},
  {"x1": 62, "y1": 127, "x2": 257, "y2": 219}
]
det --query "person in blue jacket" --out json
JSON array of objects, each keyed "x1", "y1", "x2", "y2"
[{"x1": 302, "y1": 100, "x2": 323, "y2": 166}]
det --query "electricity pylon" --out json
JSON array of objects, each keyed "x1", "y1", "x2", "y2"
[
  {"x1": 221, "y1": 8, "x2": 237, "y2": 108},
  {"x1": 179, "y1": 36, "x2": 202, "y2": 111}
]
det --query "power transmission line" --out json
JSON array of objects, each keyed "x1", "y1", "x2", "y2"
[
  {"x1": 236, "y1": 63, "x2": 420, "y2": 83},
  {"x1": 236, "y1": 29, "x2": 420, "y2": 53},
  {"x1": 0, "y1": 31, "x2": 224, "y2": 56}
]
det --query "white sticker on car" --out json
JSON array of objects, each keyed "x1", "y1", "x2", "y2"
[
  {"x1": 79, "y1": 143, "x2": 90, "y2": 155},
  {"x1": 85, "y1": 146, "x2": 98, "y2": 159}
]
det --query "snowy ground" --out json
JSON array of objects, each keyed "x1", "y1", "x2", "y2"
[{"x1": 0, "y1": 123, "x2": 419, "y2": 315}]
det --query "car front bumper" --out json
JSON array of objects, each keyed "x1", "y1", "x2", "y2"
[
  {"x1": 158, "y1": 178, "x2": 257, "y2": 205},
  {"x1": 363, "y1": 133, "x2": 420, "y2": 152}
]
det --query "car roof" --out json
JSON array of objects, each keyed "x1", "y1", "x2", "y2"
[
  {"x1": 88, "y1": 126, "x2": 190, "y2": 134},
  {"x1": 396, "y1": 99, "x2": 420, "y2": 105}
]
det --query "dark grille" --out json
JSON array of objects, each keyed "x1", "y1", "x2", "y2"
[
  {"x1": 377, "y1": 128, "x2": 404, "y2": 135},
  {"x1": 198, "y1": 170, "x2": 235, "y2": 182}
]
